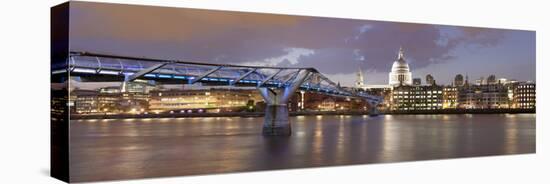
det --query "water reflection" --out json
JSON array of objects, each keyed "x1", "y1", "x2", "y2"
[{"x1": 70, "y1": 114, "x2": 535, "y2": 182}]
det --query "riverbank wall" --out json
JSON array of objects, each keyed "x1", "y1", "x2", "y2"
[{"x1": 70, "y1": 109, "x2": 535, "y2": 120}]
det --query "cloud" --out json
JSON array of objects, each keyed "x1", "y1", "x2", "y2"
[
  {"x1": 70, "y1": 1, "x2": 510, "y2": 78},
  {"x1": 240, "y1": 48, "x2": 315, "y2": 67}
]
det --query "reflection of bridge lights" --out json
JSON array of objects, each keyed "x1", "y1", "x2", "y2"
[
  {"x1": 316, "y1": 115, "x2": 323, "y2": 120},
  {"x1": 505, "y1": 114, "x2": 517, "y2": 119},
  {"x1": 505, "y1": 122, "x2": 519, "y2": 154},
  {"x1": 314, "y1": 130, "x2": 323, "y2": 137}
]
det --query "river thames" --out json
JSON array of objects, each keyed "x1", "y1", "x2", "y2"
[{"x1": 69, "y1": 114, "x2": 535, "y2": 182}]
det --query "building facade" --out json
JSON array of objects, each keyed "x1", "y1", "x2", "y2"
[
  {"x1": 364, "y1": 86, "x2": 393, "y2": 112},
  {"x1": 148, "y1": 89, "x2": 262, "y2": 113},
  {"x1": 413, "y1": 78, "x2": 421, "y2": 85},
  {"x1": 457, "y1": 84, "x2": 510, "y2": 109},
  {"x1": 443, "y1": 86, "x2": 458, "y2": 109},
  {"x1": 454, "y1": 74, "x2": 464, "y2": 86},
  {"x1": 426, "y1": 74, "x2": 435, "y2": 86},
  {"x1": 391, "y1": 85, "x2": 443, "y2": 111},
  {"x1": 512, "y1": 82, "x2": 536, "y2": 109},
  {"x1": 72, "y1": 89, "x2": 99, "y2": 114}
]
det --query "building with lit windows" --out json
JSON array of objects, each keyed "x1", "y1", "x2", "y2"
[
  {"x1": 97, "y1": 91, "x2": 120, "y2": 113},
  {"x1": 121, "y1": 80, "x2": 157, "y2": 93},
  {"x1": 318, "y1": 98, "x2": 336, "y2": 111},
  {"x1": 391, "y1": 85, "x2": 443, "y2": 111},
  {"x1": 293, "y1": 91, "x2": 367, "y2": 112},
  {"x1": 148, "y1": 88, "x2": 262, "y2": 113},
  {"x1": 512, "y1": 82, "x2": 536, "y2": 109},
  {"x1": 443, "y1": 86, "x2": 458, "y2": 109},
  {"x1": 72, "y1": 89, "x2": 100, "y2": 114},
  {"x1": 457, "y1": 84, "x2": 510, "y2": 109},
  {"x1": 117, "y1": 81, "x2": 157, "y2": 114},
  {"x1": 99, "y1": 86, "x2": 121, "y2": 93},
  {"x1": 117, "y1": 91, "x2": 149, "y2": 114},
  {"x1": 364, "y1": 85, "x2": 393, "y2": 112}
]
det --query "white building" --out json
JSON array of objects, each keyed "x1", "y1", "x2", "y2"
[
  {"x1": 388, "y1": 47, "x2": 413, "y2": 86},
  {"x1": 355, "y1": 67, "x2": 365, "y2": 88}
]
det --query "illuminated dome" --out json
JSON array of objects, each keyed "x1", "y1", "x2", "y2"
[{"x1": 389, "y1": 47, "x2": 412, "y2": 86}]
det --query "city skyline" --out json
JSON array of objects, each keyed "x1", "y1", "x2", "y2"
[{"x1": 69, "y1": 2, "x2": 535, "y2": 87}]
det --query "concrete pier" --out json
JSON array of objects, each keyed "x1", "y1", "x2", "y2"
[
  {"x1": 259, "y1": 70, "x2": 311, "y2": 136},
  {"x1": 262, "y1": 104, "x2": 291, "y2": 136}
]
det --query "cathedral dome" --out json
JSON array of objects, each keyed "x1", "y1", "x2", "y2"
[
  {"x1": 388, "y1": 47, "x2": 413, "y2": 86},
  {"x1": 391, "y1": 47, "x2": 410, "y2": 73}
]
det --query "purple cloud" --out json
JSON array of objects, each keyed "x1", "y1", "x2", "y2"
[{"x1": 70, "y1": 1, "x2": 517, "y2": 77}]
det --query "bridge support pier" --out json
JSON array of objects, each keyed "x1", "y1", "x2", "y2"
[
  {"x1": 259, "y1": 70, "x2": 311, "y2": 136},
  {"x1": 263, "y1": 104, "x2": 291, "y2": 136}
]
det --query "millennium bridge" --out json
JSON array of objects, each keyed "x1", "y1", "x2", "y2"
[{"x1": 52, "y1": 52, "x2": 383, "y2": 136}]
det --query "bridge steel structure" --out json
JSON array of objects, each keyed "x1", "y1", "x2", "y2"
[{"x1": 55, "y1": 52, "x2": 383, "y2": 136}]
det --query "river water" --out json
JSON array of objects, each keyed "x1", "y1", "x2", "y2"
[{"x1": 69, "y1": 114, "x2": 535, "y2": 182}]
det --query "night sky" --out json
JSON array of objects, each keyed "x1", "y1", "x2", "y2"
[{"x1": 69, "y1": 2, "x2": 536, "y2": 86}]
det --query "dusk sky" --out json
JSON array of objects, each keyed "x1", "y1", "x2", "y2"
[{"x1": 69, "y1": 2, "x2": 536, "y2": 87}]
